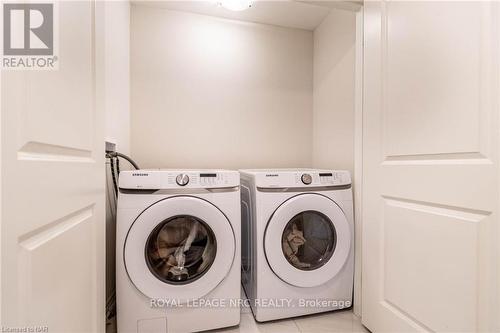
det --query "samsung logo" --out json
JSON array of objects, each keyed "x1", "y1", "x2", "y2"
[
  {"x1": 132, "y1": 173, "x2": 149, "y2": 177},
  {"x1": 265, "y1": 174, "x2": 279, "y2": 177}
]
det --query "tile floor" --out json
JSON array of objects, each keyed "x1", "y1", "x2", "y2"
[
  {"x1": 215, "y1": 310, "x2": 368, "y2": 333},
  {"x1": 213, "y1": 289, "x2": 369, "y2": 333}
]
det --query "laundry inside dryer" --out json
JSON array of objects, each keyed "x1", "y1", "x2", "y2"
[
  {"x1": 282, "y1": 211, "x2": 337, "y2": 271},
  {"x1": 145, "y1": 216, "x2": 217, "y2": 284}
]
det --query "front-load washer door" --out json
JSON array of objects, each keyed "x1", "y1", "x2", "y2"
[
  {"x1": 264, "y1": 193, "x2": 351, "y2": 288},
  {"x1": 124, "y1": 196, "x2": 235, "y2": 302}
]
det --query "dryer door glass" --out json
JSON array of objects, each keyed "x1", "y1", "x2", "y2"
[
  {"x1": 145, "y1": 215, "x2": 217, "y2": 284},
  {"x1": 281, "y1": 210, "x2": 336, "y2": 271}
]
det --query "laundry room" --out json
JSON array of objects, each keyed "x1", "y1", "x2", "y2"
[
  {"x1": 1, "y1": 1, "x2": 499, "y2": 333},
  {"x1": 104, "y1": 1, "x2": 362, "y2": 331}
]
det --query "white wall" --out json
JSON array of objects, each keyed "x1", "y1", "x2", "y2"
[
  {"x1": 105, "y1": 2, "x2": 131, "y2": 155},
  {"x1": 130, "y1": 6, "x2": 313, "y2": 169},
  {"x1": 312, "y1": 9, "x2": 356, "y2": 174}
]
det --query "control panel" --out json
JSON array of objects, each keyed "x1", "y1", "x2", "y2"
[
  {"x1": 250, "y1": 170, "x2": 351, "y2": 189},
  {"x1": 119, "y1": 170, "x2": 239, "y2": 190}
]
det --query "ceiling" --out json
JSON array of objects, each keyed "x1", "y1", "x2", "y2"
[{"x1": 131, "y1": 1, "x2": 362, "y2": 31}]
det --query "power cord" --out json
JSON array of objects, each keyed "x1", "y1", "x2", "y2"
[
  {"x1": 105, "y1": 151, "x2": 140, "y2": 195},
  {"x1": 110, "y1": 157, "x2": 118, "y2": 196},
  {"x1": 104, "y1": 151, "x2": 139, "y2": 324},
  {"x1": 106, "y1": 152, "x2": 140, "y2": 170}
]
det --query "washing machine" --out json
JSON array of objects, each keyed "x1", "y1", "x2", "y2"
[
  {"x1": 240, "y1": 169, "x2": 354, "y2": 322},
  {"x1": 116, "y1": 170, "x2": 241, "y2": 332}
]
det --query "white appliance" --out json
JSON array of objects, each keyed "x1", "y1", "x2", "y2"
[
  {"x1": 116, "y1": 170, "x2": 241, "y2": 332},
  {"x1": 240, "y1": 169, "x2": 354, "y2": 322}
]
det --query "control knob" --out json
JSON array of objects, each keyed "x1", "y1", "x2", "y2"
[
  {"x1": 176, "y1": 174, "x2": 190, "y2": 186},
  {"x1": 301, "y1": 173, "x2": 312, "y2": 185}
]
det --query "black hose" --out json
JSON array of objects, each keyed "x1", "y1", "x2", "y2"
[
  {"x1": 110, "y1": 157, "x2": 118, "y2": 197},
  {"x1": 116, "y1": 157, "x2": 120, "y2": 175},
  {"x1": 105, "y1": 151, "x2": 139, "y2": 196},
  {"x1": 109, "y1": 152, "x2": 140, "y2": 170}
]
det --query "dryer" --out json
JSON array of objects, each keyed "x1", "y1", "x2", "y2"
[
  {"x1": 116, "y1": 170, "x2": 241, "y2": 332},
  {"x1": 240, "y1": 169, "x2": 354, "y2": 322}
]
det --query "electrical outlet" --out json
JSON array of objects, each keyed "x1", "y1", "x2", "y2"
[{"x1": 105, "y1": 141, "x2": 116, "y2": 153}]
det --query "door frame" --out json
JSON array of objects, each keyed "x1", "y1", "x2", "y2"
[
  {"x1": 0, "y1": 41, "x2": 2, "y2": 327},
  {"x1": 353, "y1": 6, "x2": 364, "y2": 318}
]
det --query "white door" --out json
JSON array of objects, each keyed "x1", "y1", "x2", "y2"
[
  {"x1": 362, "y1": 1, "x2": 500, "y2": 332},
  {"x1": 1, "y1": 1, "x2": 105, "y2": 332},
  {"x1": 264, "y1": 194, "x2": 351, "y2": 288}
]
